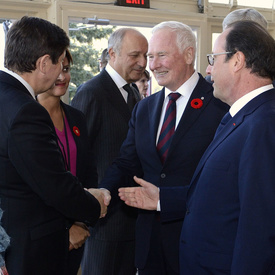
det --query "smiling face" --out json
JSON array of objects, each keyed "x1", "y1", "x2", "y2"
[
  {"x1": 109, "y1": 30, "x2": 148, "y2": 83},
  {"x1": 148, "y1": 29, "x2": 194, "y2": 91},
  {"x1": 47, "y1": 56, "x2": 71, "y2": 97}
]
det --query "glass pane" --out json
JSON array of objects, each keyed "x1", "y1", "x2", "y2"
[
  {"x1": 237, "y1": 0, "x2": 273, "y2": 8},
  {"x1": 209, "y1": 0, "x2": 273, "y2": 8},
  {"x1": 208, "y1": 0, "x2": 229, "y2": 3}
]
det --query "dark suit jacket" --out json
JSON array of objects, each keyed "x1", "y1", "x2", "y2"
[
  {"x1": 101, "y1": 73, "x2": 229, "y2": 272},
  {"x1": 61, "y1": 102, "x2": 97, "y2": 189},
  {"x1": 60, "y1": 102, "x2": 98, "y2": 275},
  {"x1": 71, "y1": 68, "x2": 137, "y2": 242},
  {"x1": 180, "y1": 88, "x2": 275, "y2": 274},
  {"x1": 0, "y1": 71, "x2": 100, "y2": 275}
]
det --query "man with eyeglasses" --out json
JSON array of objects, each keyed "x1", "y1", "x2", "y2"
[
  {"x1": 181, "y1": 20, "x2": 275, "y2": 274},
  {"x1": 119, "y1": 20, "x2": 275, "y2": 274}
]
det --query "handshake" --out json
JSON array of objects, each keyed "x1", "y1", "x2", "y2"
[{"x1": 86, "y1": 188, "x2": 111, "y2": 218}]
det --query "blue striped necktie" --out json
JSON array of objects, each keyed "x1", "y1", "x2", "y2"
[{"x1": 157, "y1": 92, "x2": 181, "y2": 164}]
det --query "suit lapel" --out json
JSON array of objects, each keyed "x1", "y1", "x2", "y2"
[
  {"x1": 99, "y1": 69, "x2": 131, "y2": 122},
  {"x1": 147, "y1": 88, "x2": 165, "y2": 165},
  {"x1": 148, "y1": 88, "x2": 165, "y2": 139},
  {"x1": 165, "y1": 74, "x2": 213, "y2": 162},
  {"x1": 189, "y1": 89, "x2": 275, "y2": 188}
]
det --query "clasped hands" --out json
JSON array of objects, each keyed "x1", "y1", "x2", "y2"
[{"x1": 86, "y1": 188, "x2": 111, "y2": 218}]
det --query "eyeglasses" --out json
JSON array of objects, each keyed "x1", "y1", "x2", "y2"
[{"x1": 207, "y1": 52, "x2": 232, "y2": 66}]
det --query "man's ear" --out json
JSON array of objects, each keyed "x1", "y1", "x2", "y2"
[
  {"x1": 108, "y1": 48, "x2": 115, "y2": 60},
  {"x1": 36, "y1": 54, "x2": 51, "y2": 74},
  {"x1": 184, "y1": 47, "x2": 195, "y2": 65},
  {"x1": 233, "y1": 51, "x2": 245, "y2": 72}
]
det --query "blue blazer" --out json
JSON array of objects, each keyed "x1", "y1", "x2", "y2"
[
  {"x1": 102, "y1": 73, "x2": 229, "y2": 272},
  {"x1": 180, "y1": 88, "x2": 275, "y2": 274}
]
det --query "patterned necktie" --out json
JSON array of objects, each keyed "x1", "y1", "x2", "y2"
[
  {"x1": 123, "y1": 84, "x2": 137, "y2": 111},
  {"x1": 157, "y1": 92, "x2": 181, "y2": 164},
  {"x1": 214, "y1": 112, "x2": 232, "y2": 137}
]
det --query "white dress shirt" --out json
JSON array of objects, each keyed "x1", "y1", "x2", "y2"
[
  {"x1": 105, "y1": 63, "x2": 129, "y2": 103},
  {"x1": 156, "y1": 71, "x2": 199, "y2": 144}
]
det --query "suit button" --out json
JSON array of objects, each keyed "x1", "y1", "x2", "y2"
[
  {"x1": 160, "y1": 173, "x2": 166, "y2": 178},
  {"x1": 186, "y1": 209, "x2": 190, "y2": 215}
]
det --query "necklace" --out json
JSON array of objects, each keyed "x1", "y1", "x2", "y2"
[{"x1": 56, "y1": 106, "x2": 71, "y2": 172}]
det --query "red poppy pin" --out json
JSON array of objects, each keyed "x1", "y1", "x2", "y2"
[
  {"x1": 191, "y1": 97, "x2": 204, "y2": 109},
  {"x1": 73, "y1": 126, "x2": 80, "y2": 136}
]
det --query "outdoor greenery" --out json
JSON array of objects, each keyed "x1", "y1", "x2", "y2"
[{"x1": 68, "y1": 23, "x2": 116, "y2": 102}]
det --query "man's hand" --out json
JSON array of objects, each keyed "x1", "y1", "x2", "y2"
[
  {"x1": 0, "y1": 265, "x2": 8, "y2": 275},
  {"x1": 69, "y1": 222, "x2": 90, "y2": 251},
  {"x1": 87, "y1": 188, "x2": 111, "y2": 218},
  {"x1": 118, "y1": 176, "x2": 159, "y2": 210}
]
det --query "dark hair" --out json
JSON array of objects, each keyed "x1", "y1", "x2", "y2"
[
  {"x1": 225, "y1": 20, "x2": 275, "y2": 80},
  {"x1": 143, "y1": 69, "x2": 150, "y2": 80},
  {"x1": 4, "y1": 16, "x2": 70, "y2": 73},
  {"x1": 66, "y1": 49, "x2": 73, "y2": 65}
]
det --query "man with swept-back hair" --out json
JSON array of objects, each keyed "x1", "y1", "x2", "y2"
[
  {"x1": 222, "y1": 7, "x2": 267, "y2": 30},
  {"x1": 101, "y1": 21, "x2": 228, "y2": 274},
  {"x1": 206, "y1": 8, "x2": 272, "y2": 85},
  {"x1": 0, "y1": 16, "x2": 110, "y2": 275},
  {"x1": 72, "y1": 27, "x2": 148, "y2": 275}
]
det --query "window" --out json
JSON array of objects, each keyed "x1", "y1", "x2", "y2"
[{"x1": 208, "y1": 0, "x2": 274, "y2": 8}]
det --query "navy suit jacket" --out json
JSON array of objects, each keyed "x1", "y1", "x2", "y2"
[
  {"x1": 0, "y1": 71, "x2": 100, "y2": 275},
  {"x1": 101, "y1": 73, "x2": 229, "y2": 271},
  {"x1": 180, "y1": 88, "x2": 275, "y2": 274}
]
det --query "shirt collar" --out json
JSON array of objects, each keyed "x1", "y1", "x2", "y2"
[
  {"x1": 2, "y1": 67, "x2": 35, "y2": 99},
  {"x1": 230, "y1": 84, "x2": 274, "y2": 117},
  {"x1": 164, "y1": 71, "x2": 199, "y2": 98},
  {"x1": 105, "y1": 63, "x2": 127, "y2": 89}
]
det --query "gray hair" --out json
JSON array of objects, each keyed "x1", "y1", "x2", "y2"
[
  {"x1": 152, "y1": 21, "x2": 197, "y2": 57},
  {"x1": 223, "y1": 8, "x2": 268, "y2": 31},
  {"x1": 108, "y1": 28, "x2": 134, "y2": 55}
]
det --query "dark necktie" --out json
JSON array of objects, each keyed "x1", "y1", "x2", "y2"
[
  {"x1": 214, "y1": 112, "x2": 232, "y2": 137},
  {"x1": 157, "y1": 92, "x2": 181, "y2": 164},
  {"x1": 123, "y1": 84, "x2": 137, "y2": 111}
]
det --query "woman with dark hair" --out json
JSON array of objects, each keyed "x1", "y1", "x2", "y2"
[
  {"x1": 135, "y1": 69, "x2": 150, "y2": 98},
  {"x1": 37, "y1": 50, "x2": 98, "y2": 275}
]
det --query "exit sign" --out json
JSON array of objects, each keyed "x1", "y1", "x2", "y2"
[{"x1": 116, "y1": 0, "x2": 150, "y2": 8}]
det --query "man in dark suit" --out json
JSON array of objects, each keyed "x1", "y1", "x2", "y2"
[
  {"x1": 71, "y1": 28, "x2": 148, "y2": 275},
  {"x1": 102, "y1": 21, "x2": 228, "y2": 274},
  {"x1": 0, "y1": 16, "x2": 110, "y2": 275},
  {"x1": 121, "y1": 20, "x2": 275, "y2": 274}
]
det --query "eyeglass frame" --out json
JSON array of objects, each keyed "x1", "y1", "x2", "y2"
[{"x1": 207, "y1": 52, "x2": 232, "y2": 66}]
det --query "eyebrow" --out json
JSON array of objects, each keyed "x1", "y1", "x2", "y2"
[{"x1": 147, "y1": 51, "x2": 167, "y2": 56}]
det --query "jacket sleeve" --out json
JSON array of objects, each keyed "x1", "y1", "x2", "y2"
[{"x1": 9, "y1": 101, "x2": 100, "y2": 225}]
